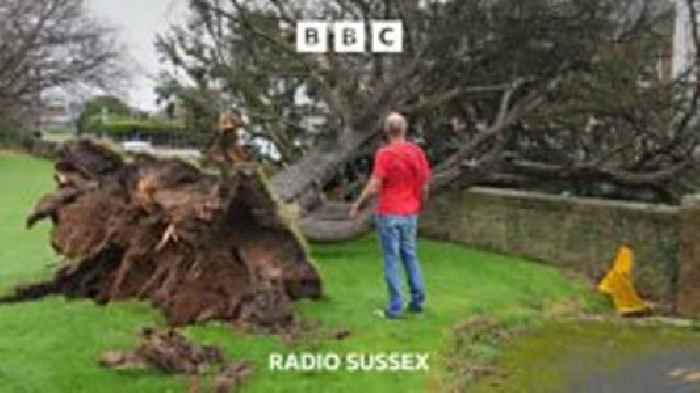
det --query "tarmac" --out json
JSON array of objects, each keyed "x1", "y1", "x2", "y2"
[{"x1": 570, "y1": 350, "x2": 700, "y2": 393}]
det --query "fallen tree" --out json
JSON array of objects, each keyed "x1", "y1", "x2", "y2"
[
  {"x1": 2, "y1": 140, "x2": 322, "y2": 329},
  {"x1": 156, "y1": 0, "x2": 693, "y2": 242}
]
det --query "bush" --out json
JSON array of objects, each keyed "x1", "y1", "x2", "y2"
[
  {"x1": 0, "y1": 129, "x2": 30, "y2": 149},
  {"x1": 84, "y1": 118, "x2": 206, "y2": 147},
  {"x1": 0, "y1": 129, "x2": 61, "y2": 159},
  {"x1": 77, "y1": 95, "x2": 132, "y2": 134}
]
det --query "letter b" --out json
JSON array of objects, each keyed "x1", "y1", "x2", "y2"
[{"x1": 334, "y1": 22, "x2": 365, "y2": 53}]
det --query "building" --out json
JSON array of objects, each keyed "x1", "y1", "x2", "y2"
[
  {"x1": 293, "y1": 83, "x2": 328, "y2": 134},
  {"x1": 673, "y1": 0, "x2": 699, "y2": 78},
  {"x1": 39, "y1": 89, "x2": 83, "y2": 132}
]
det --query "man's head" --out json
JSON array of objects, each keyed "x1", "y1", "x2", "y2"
[
  {"x1": 383, "y1": 112, "x2": 408, "y2": 140},
  {"x1": 219, "y1": 111, "x2": 243, "y2": 133}
]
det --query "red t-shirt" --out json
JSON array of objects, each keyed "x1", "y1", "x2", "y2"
[{"x1": 372, "y1": 142, "x2": 432, "y2": 215}]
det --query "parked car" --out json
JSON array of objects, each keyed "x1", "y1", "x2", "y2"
[{"x1": 121, "y1": 140, "x2": 154, "y2": 154}]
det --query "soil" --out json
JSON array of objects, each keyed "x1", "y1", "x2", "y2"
[
  {"x1": 100, "y1": 327, "x2": 254, "y2": 393},
  {"x1": 1, "y1": 139, "x2": 322, "y2": 330}
]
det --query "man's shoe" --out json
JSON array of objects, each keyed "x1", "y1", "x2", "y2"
[
  {"x1": 407, "y1": 303, "x2": 424, "y2": 314},
  {"x1": 373, "y1": 309, "x2": 401, "y2": 319}
]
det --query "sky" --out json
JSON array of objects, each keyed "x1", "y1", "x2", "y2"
[{"x1": 87, "y1": 0, "x2": 188, "y2": 112}]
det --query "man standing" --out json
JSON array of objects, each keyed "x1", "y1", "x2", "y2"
[{"x1": 349, "y1": 112, "x2": 432, "y2": 319}]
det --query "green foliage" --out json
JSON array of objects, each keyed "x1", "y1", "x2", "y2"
[
  {"x1": 153, "y1": 73, "x2": 219, "y2": 137},
  {"x1": 77, "y1": 96, "x2": 132, "y2": 134},
  {"x1": 81, "y1": 117, "x2": 205, "y2": 146},
  {"x1": 0, "y1": 129, "x2": 28, "y2": 149},
  {"x1": 87, "y1": 117, "x2": 184, "y2": 137}
]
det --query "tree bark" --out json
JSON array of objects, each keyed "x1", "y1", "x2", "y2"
[
  {"x1": 263, "y1": 125, "x2": 379, "y2": 242},
  {"x1": 270, "y1": 129, "x2": 376, "y2": 208},
  {"x1": 300, "y1": 208, "x2": 374, "y2": 243}
]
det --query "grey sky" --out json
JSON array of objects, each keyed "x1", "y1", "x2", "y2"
[{"x1": 88, "y1": 0, "x2": 187, "y2": 111}]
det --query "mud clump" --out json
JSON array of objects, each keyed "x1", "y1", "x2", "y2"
[
  {"x1": 4, "y1": 140, "x2": 322, "y2": 330},
  {"x1": 100, "y1": 328, "x2": 253, "y2": 393},
  {"x1": 99, "y1": 328, "x2": 228, "y2": 374}
]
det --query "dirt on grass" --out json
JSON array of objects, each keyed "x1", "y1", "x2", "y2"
[
  {"x1": 100, "y1": 327, "x2": 254, "y2": 393},
  {"x1": 1, "y1": 139, "x2": 322, "y2": 330}
]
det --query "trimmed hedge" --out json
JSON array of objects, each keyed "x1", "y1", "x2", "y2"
[
  {"x1": 0, "y1": 129, "x2": 46, "y2": 150},
  {"x1": 91, "y1": 120, "x2": 184, "y2": 135},
  {"x1": 0, "y1": 130, "x2": 60, "y2": 159},
  {"x1": 0, "y1": 129, "x2": 25, "y2": 148},
  {"x1": 84, "y1": 118, "x2": 206, "y2": 146}
]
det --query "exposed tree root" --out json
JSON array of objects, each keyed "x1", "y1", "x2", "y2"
[{"x1": 2, "y1": 140, "x2": 322, "y2": 330}]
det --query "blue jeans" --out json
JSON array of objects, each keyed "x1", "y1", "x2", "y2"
[{"x1": 375, "y1": 214, "x2": 426, "y2": 317}]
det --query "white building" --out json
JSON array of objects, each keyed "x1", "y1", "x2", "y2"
[
  {"x1": 39, "y1": 89, "x2": 83, "y2": 132},
  {"x1": 673, "y1": 0, "x2": 699, "y2": 78}
]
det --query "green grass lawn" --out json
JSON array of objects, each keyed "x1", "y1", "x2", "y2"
[{"x1": 0, "y1": 152, "x2": 593, "y2": 393}]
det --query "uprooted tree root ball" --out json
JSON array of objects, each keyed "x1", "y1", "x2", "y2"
[{"x1": 3, "y1": 140, "x2": 322, "y2": 329}]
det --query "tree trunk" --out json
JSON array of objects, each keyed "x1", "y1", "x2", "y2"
[
  {"x1": 300, "y1": 203, "x2": 374, "y2": 242},
  {"x1": 267, "y1": 127, "x2": 380, "y2": 242},
  {"x1": 270, "y1": 129, "x2": 376, "y2": 208},
  {"x1": 268, "y1": 122, "x2": 504, "y2": 242}
]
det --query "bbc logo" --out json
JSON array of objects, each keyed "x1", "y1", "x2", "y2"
[{"x1": 296, "y1": 20, "x2": 403, "y2": 53}]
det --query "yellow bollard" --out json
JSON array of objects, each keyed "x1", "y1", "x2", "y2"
[{"x1": 597, "y1": 245, "x2": 649, "y2": 315}]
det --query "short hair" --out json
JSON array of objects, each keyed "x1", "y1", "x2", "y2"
[
  {"x1": 219, "y1": 111, "x2": 242, "y2": 131},
  {"x1": 383, "y1": 112, "x2": 407, "y2": 138}
]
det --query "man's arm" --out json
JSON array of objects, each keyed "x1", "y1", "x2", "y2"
[
  {"x1": 349, "y1": 176, "x2": 382, "y2": 219},
  {"x1": 419, "y1": 148, "x2": 432, "y2": 209},
  {"x1": 422, "y1": 183, "x2": 430, "y2": 205}
]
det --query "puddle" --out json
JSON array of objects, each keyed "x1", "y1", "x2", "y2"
[
  {"x1": 571, "y1": 350, "x2": 700, "y2": 393},
  {"x1": 466, "y1": 320, "x2": 700, "y2": 393}
]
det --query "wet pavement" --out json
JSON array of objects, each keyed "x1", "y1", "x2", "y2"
[{"x1": 571, "y1": 350, "x2": 700, "y2": 393}]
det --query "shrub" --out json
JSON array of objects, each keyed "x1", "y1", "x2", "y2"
[
  {"x1": 0, "y1": 129, "x2": 30, "y2": 149},
  {"x1": 84, "y1": 117, "x2": 206, "y2": 146}
]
